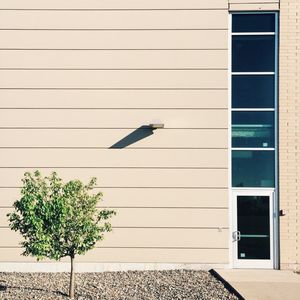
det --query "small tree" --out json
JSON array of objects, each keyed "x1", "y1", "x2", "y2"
[{"x1": 7, "y1": 171, "x2": 115, "y2": 299}]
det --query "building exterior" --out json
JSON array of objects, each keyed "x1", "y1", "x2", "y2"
[{"x1": 0, "y1": 0, "x2": 299, "y2": 271}]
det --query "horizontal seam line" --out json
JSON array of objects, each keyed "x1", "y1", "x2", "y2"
[
  {"x1": 0, "y1": 127, "x2": 229, "y2": 129},
  {"x1": 0, "y1": 88, "x2": 228, "y2": 90},
  {"x1": 0, "y1": 148, "x2": 229, "y2": 150},
  {"x1": 0, "y1": 245, "x2": 229, "y2": 249},
  {"x1": 0, "y1": 128, "x2": 228, "y2": 130},
  {"x1": 0, "y1": 50, "x2": 228, "y2": 53},
  {"x1": 0, "y1": 147, "x2": 228, "y2": 149},
  {"x1": 0, "y1": 167, "x2": 229, "y2": 169},
  {"x1": 0, "y1": 48, "x2": 229, "y2": 51},
  {"x1": 0, "y1": 262, "x2": 229, "y2": 264},
  {"x1": 0, "y1": 68, "x2": 228, "y2": 71},
  {"x1": 0, "y1": 28, "x2": 228, "y2": 31},
  {"x1": 0, "y1": 107, "x2": 228, "y2": 110},
  {"x1": 0, "y1": 9, "x2": 229, "y2": 11},
  {"x1": 1, "y1": 206, "x2": 229, "y2": 209},
  {"x1": 0, "y1": 108, "x2": 228, "y2": 110},
  {"x1": 0, "y1": 226, "x2": 229, "y2": 229},
  {"x1": 0, "y1": 186, "x2": 228, "y2": 189},
  {"x1": 0, "y1": 247, "x2": 229, "y2": 251},
  {"x1": 0, "y1": 262, "x2": 228, "y2": 264}
]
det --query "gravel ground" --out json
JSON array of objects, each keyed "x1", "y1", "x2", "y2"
[{"x1": 0, "y1": 270, "x2": 238, "y2": 300}]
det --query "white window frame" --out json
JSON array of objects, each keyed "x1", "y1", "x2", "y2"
[
  {"x1": 228, "y1": 11, "x2": 279, "y2": 269},
  {"x1": 232, "y1": 189, "x2": 275, "y2": 269}
]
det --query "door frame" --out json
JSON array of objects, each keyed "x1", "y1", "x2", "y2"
[{"x1": 232, "y1": 189, "x2": 275, "y2": 269}]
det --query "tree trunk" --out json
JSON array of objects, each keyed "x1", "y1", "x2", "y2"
[{"x1": 69, "y1": 254, "x2": 75, "y2": 299}]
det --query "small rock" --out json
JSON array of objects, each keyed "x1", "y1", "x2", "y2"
[{"x1": 0, "y1": 270, "x2": 238, "y2": 300}]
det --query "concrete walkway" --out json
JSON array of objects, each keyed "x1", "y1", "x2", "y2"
[{"x1": 214, "y1": 269, "x2": 300, "y2": 300}]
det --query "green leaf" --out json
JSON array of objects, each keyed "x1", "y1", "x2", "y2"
[{"x1": 8, "y1": 170, "x2": 115, "y2": 261}]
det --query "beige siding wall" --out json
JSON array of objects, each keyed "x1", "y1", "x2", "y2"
[
  {"x1": 0, "y1": 0, "x2": 229, "y2": 265},
  {"x1": 279, "y1": 0, "x2": 300, "y2": 270},
  {"x1": 229, "y1": 0, "x2": 279, "y2": 10},
  {"x1": 0, "y1": 1, "x2": 228, "y2": 10}
]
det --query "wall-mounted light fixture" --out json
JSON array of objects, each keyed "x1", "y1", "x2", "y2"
[{"x1": 149, "y1": 123, "x2": 164, "y2": 129}]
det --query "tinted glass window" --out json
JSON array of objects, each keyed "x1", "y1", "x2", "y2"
[
  {"x1": 232, "y1": 14, "x2": 275, "y2": 33},
  {"x1": 232, "y1": 112, "x2": 275, "y2": 148},
  {"x1": 232, "y1": 75, "x2": 274, "y2": 108},
  {"x1": 232, "y1": 35, "x2": 275, "y2": 72},
  {"x1": 232, "y1": 150, "x2": 275, "y2": 187},
  {"x1": 237, "y1": 195, "x2": 270, "y2": 260}
]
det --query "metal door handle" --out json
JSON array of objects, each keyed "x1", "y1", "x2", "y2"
[{"x1": 232, "y1": 231, "x2": 241, "y2": 241}]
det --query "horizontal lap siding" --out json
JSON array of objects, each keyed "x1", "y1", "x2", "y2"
[
  {"x1": 0, "y1": 228, "x2": 229, "y2": 248},
  {"x1": 0, "y1": 31, "x2": 227, "y2": 49},
  {"x1": 0, "y1": 168, "x2": 228, "y2": 188},
  {"x1": 0, "y1": 248, "x2": 228, "y2": 263},
  {"x1": 0, "y1": 50, "x2": 228, "y2": 69},
  {"x1": 0, "y1": 188, "x2": 228, "y2": 208},
  {"x1": 0, "y1": 129, "x2": 228, "y2": 148},
  {"x1": 0, "y1": 109, "x2": 227, "y2": 128},
  {"x1": 0, "y1": 0, "x2": 228, "y2": 10},
  {"x1": 229, "y1": 0, "x2": 279, "y2": 10},
  {"x1": 0, "y1": 2, "x2": 229, "y2": 265},
  {"x1": 0, "y1": 90, "x2": 228, "y2": 108},
  {"x1": 229, "y1": 3, "x2": 279, "y2": 10},
  {"x1": 0, "y1": 10, "x2": 227, "y2": 30},
  {"x1": 0, "y1": 70, "x2": 227, "y2": 88},
  {"x1": 0, "y1": 149, "x2": 228, "y2": 168},
  {"x1": 0, "y1": 208, "x2": 228, "y2": 228}
]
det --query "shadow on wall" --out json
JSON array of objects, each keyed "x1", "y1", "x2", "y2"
[{"x1": 110, "y1": 125, "x2": 155, "y2": 149}]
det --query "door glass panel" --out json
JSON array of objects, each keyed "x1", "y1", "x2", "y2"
[
  {"x1": 232, "y1": 35, "x2": 275, "y2": 72},
  {"x1": 232, "y1": 75, "x2": 275, "y2": 108},
  {"x1": 232, "y1": 111, "x2": 274, "y2": 148},
  {"x1": 237, "y1": 195, "x2": 270, "y2": 260},
  {"x1": 232, "y1": 14, "x2": 275, "y2": 33},
  {"x1": 232, "y1": 150, "x2": 275, "y2": 187}
]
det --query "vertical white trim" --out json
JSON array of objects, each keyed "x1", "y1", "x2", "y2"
[
  {"x1": 232, "y1": 108, "x2": 275, "y2": 111},
  {"x1": 232, "y1": 72, "x2": 275, "y2": 75},
  {"x1": 231, "y1": 148, "x2": 275, "y2": 151},
  {"x1": 228, "y1": 12, "x2": 233, "y2": 269},
  {"x1": 273, "y1": 11, "x2": 280, "y2": 270},
  {"x1": 231, "y1": 32, "x2": 275, "y2": 35}
]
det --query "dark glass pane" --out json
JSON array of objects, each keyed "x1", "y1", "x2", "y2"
[
  {"x1": 232, "y1": 14, "x2": 275, "y2": 33},
  {"x1": 232, "y1": 112, "x2": 275, "y2": 148},
  {"x1": 232, "y1": 75, "x2": 275, "y2": 108},
  {"x1": 237, "y1": 195, "x2": 270, "y2": 260},
  {"x1": 232, "y1": 150, "x2": 275, "y2": 187},
  {"x1": 232, "y1": 35, "x2": 275, "y2": 72}
]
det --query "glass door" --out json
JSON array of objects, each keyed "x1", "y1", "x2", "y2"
[{"x1": 232, "y1": 190, "x2": 274, "y2": 268}]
